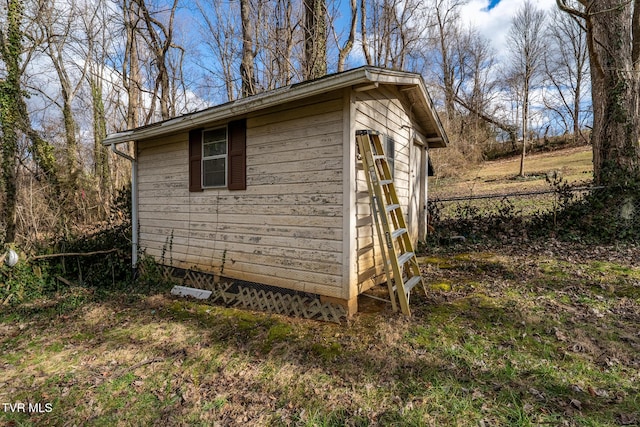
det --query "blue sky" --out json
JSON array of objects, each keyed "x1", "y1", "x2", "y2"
[
  {"x1": 486, "y1": 0, "x2": 501, "y2": 11},
  {"x1": 460, "y1": 0, "x2": 556, "y2": 58}
]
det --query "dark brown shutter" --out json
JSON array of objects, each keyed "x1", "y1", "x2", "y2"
[
  {"x1": 227, "y1": 119, "x2": 247, "y2": 191},
  {"x1": 188, "y1": 128, "x2": 203, "y2": 192}
]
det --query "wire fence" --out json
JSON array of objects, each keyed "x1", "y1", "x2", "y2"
[
  {"x1": 427, "y1": 185, "x2": 639, "y2": 243},
  {"x1": 431, "y1": 186, "x2": 605, "y2": 218}
]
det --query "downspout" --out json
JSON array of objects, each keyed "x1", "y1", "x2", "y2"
[{"x1": 111, "y1": 143, "x2": 138, "y2": 269}]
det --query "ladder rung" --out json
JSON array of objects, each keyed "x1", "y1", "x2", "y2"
[
  {"x1": 391, "y1": 228, "x2": 407, "y2": 239},
  {"x1": 404, "y1": 275, "x2": 422, "y2": 293},
  {"x1": 373, "y1": 155, "x2": 386, "y2": 160},
  {"x1": 392, "y1": 275, "x2": 421, "y2": 294},
  {"x1": 386, "y1": 204, "x2": 400, "y2": 212},
  {"x1": 380, "y1": 179, "x2": 393, "y2": 186},
  {"x1": 397, "y1": 252, "x2": 414, "y2": 267}
]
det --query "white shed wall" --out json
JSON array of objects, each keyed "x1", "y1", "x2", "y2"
[
  {"x1": 137, "y1": 92, "x2": 345, "y2": 298},
  {"x1": 353, "y1": 86, "x2": 424, "y2": 292}
]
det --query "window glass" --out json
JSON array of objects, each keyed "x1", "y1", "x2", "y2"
[
  {"x1": 202, "y1": 127, "x2": 227, "y2": 187},
  {"x1": 203, "y1": 158, "x2": 226, "y2": 187},
  {"x1": 203, "y1": 128, "x2": 227, "y2": 156}
]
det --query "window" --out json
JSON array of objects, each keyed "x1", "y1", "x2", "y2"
[
  {"x1": 202, "y1": 127, "x2": 227, "y2": 187},
  {"x1": 188, "y1": 119, "x2": 246, "y2": 192}
]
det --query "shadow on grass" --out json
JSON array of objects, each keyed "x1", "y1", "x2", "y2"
[{"x1": 1, "y1": 260, "x2": 639, "y2": 426}]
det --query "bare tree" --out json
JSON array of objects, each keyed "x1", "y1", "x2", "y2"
[
  {"x1": 360, "y1": 0, "x2": 372, "y2": 65},
  {"x1": 195, "y1": 0, "x2": 240, "y2": 101},
  {"x1": 1, "y1": 0, "x2": 57, "y2": 243},
  {"x1": 255, "y1": 0, "x2": 301, "y2": 90},
  {"x1": 431, "y1": 0, "x2": 468, "y2": 121},
  {"x1": 120, "y1": 0, "x2": 144, "y2": 130},
  {"x1": 455, "y1": 28, "x2": 504, "y2": 147},
  {"x1": 507, "y1": 0, "x2": 546, "y2": 177},
  {"x1": 240, "y1": 0, "x2": 258, "y2": 96},
  {"x1": 335, "y1": 0, "x2": 357, "y2": 72},
  {"x1": 360, "y1": 0, "x2": 425, "y2": 69},
  {"x1": 35, "y1": 0, "x2": 89, "y2": 180},
  {"x1": 134, "y1": 0, "x2": 180, "y2": 122},
  {"x1": 81, "y1": 0, "x2": 114, "y2": 207},
  {"x1": 556, "y1": 0, "x2": 640, "y2": 185},
  {"x1": 543, "y1": 8, "x2": 590, "y2": 144},
  {"x1": 420, "y1": 3, "x2": 514, "y2": 150},
  {"x1": 272, "y1": 0, "x2": 298, "y2": 85}
]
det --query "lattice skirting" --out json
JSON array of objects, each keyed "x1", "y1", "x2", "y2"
[{"x1": 154, "y1": 265, "x2": 347, "y2": 323}]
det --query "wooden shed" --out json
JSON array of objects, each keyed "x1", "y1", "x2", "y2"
[{"x1": 105, "y1": 66, "x2": 448, "y2": 319}]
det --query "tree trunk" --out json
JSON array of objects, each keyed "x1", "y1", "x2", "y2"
[
  {"x1": 62, "y1": 99, "x2": 79, "y2": 175},
  {"x1": 240, "y1": 0, "x2": 257, "y2": 97},
  {"x1": 574, "y1": 71, "x2": 582, "y2": 144},
  {"x1": 520, "y1": 83, "x2": 529, "y2": 177},
  {"x1": 1, "y1": 0, "x2": 58, "y2": 243},
  {"x1": 337, "y1": 0, "x2": 357, "y2": 72},
  {"x1": 558, "y1": 0, "x2": 640, "y2": 185},
  {"x1": 90, "y1": 76, "x2": 110, "y2": 201},
  {"x1": 303, "y1": 0, "x2": 327, "y2": 80},
  {"x1": 0, "y1": 0, "x2": 26, "y2": 244},
  {"x1": 124, "y1": 0, "x2": 142, "y2": 130},
  {"x1": 589, "y1": 9, "x2": 640, "y2": 185},
  {"x1": 134, "y1": 0, "x2": 178, "y2": 122},
  {"x1": 360, "y1": 0, "x2": 372, "y2": 65},
  {"x1": 0, "y1": 109, "x2": 19, "y2": 245}
]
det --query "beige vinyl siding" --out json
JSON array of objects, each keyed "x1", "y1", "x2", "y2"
[
  {"x1": 137, "y1": 92, "x2": 345, "y2": 298},
  {"x1": 353, "y1": 86, "x2": 419, "y2": 291}
]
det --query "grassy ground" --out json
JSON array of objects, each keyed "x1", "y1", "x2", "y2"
[
  {"x1": 431, "y1": 146, "x2": 593, "y2": 199},
  {"x1": 1, "y1": 241, "x2": 639, "y2": 426}
]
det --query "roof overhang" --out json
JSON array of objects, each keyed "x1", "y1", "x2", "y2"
[{"x1": 104, "y1": 66, "x2": 448, "y2": 148}]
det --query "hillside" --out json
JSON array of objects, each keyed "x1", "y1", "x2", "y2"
[{"x1": 431, "y1": 145, "x2": 593, "y2": 199}]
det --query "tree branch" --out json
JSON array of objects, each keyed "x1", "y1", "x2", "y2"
[
  {"x1": 31, "y1": 249, "x2": 121, "y2": 261},
  {"x1": 556, "y1": 0, "x2": 587, "y2": 19},
  {"x1": 454, "y1": 95, "x2": 517, "y2": 134}
]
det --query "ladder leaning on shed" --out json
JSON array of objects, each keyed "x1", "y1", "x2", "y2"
[{"x1": 356, "y1": 130, "x2": 427, "y2": 316}]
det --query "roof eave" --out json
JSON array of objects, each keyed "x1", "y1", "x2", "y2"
[
  {"x1": 105, "y1": 68, "x2": 376, "y2": 146},
  {"x1": 104, "y1": 67, "x2": 449, "y2": 148}
]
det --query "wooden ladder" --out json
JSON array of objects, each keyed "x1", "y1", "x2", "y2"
[{"x1": 356, "y1": 130, "x2": 426, "y2": 316}]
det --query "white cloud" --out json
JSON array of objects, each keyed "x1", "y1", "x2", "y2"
[{"x1": 459, "y1": 0, "x2": 557, "y2": 58}]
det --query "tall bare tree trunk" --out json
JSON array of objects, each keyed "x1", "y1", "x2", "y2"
[
  {"x1": 360, "y1": 0, "x2": 372, "y2": 65},
  {"x1": 337, "y1": 0, "x2": 357, "y2": 72},
  {"x1": 134, "y1": 0, "x2": 179, "y2": 122},
  {"x1": 240, "y1": 0, "x2": 257, "y2": 97},
  {"x1": 123, "y1": 0, "x2": 142, "y2": 130},
  {"x1": 37, "y1": 0, "x2": 87, "y2": 181},
  {"x1": 520, "y1": 83, "x2": 529, "y2": 177},
  {"x1": 508, "y1": 1, "x2": 545, "y2": 178},
  {"x1": 303, "y1": 0, "x2": 327, "y2": 80}
]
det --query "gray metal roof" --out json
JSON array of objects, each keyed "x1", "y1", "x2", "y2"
[{"x1": 104, "y1": 66, "x2": 448, "y2": 148}]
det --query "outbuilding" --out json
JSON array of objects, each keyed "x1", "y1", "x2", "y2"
[{"x1": 105, "y1": 66, "x2": 448, "y2": 320}]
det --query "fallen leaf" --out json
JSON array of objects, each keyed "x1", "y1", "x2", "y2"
[
  {"x1": 618, "y1": 413, "x2": 638, "y2": 425},
  {"x1": 570, "y1": 399, "x2": 582, "y2": 410}
]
